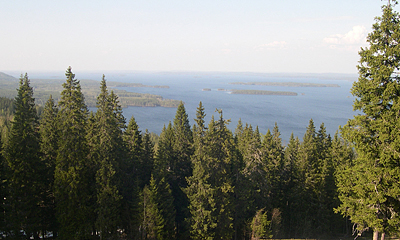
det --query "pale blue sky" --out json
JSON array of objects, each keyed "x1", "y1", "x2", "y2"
[{"x1": 0, "y1": 0, "x2": 391, "y2": 73}]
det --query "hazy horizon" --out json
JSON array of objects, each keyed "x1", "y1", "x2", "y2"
[{"x1": 1, "y1": 1, "x2": 391, "y2": 74}]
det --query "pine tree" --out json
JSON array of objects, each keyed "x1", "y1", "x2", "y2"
[
  {"x1": 282, "y1": 133, "x2": 300, "y2": 238},
  {"x1": 295, "y1": 119, "x2": 321, "y2": 237},
  {"x1": 38, "y1": 95, "x2": 59, "y2": 235},
  {"x1": 2, "y1": 73, "x2": 45, "y2": 239},
  {"x1": 172, "y1": 101, "x2": 193, "y2": 188},
  {"x1": 122, "y1": 116, "x2": 143, "y2": 238},
  {"x1": 337, "y1": 2, "x2": 400, "y2": 239},
  {"x1": 88, "y1": 75, "x2": 125, "y2": 239},
  {"x1": 261, "y1": 123, "x2": 284, "y2": 237},
  {"x1": 233, "y1": 121, "x2": 262, "y2": 239},
  {"x1": 250, "y1": 208, "x2": 272, "y2": 240},
  {"x1": 142, "y1": 175, "x2": 176, "y2": 240},
  {"x1": 187, "y1": 109, "x2": 235, "y2": 239},
  {"x1": 154, "y1": 123, "x2": 175, "y2": 178},
  {"x1": 54, "y1": 67, "x2": 94, "y2": 239},
  {"x1": 172, "y1": 102, "x2": 193, "y2": 239},
  {"x1": 142, "y1": 129, "x2": 155, "y2": 187},
  {"x1": 262, "y1": 124, "x2": 284, "y2": 213}
]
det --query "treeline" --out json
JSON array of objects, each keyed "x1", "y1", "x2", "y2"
[
  {"x1": 0, "y1": 72, "x2": 181, "y2": 109},
  {"x1": 0, "y1": 67, "x2": 354, "y2": 240}
]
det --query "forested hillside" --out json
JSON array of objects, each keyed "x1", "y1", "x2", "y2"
[
  {"x1": 0, "y1": 72, "x2": 181, "y2": 108},
  {"x1": 0, "y1": 67, "x2": 355, "y2": 239}
]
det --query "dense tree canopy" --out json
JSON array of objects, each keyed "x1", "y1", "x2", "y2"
[
  {"x1": 337, "y1": 2, "x2": 400, "y2": 240},
  {"x1": 0, "y1": 64, "x2": 382, "y2": 240}
]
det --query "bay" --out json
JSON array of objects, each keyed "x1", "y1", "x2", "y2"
[
  {"x1": 93, "y1": 71, "x2": 356, "y2": 143},
  {"x1": 29, "y1": 71, "x2": 357, "y2": 143}
]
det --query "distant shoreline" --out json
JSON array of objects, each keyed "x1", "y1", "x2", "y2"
[
  {"x1": 230, "y1": 82, "x2": 340, "y2": 87},
  {"x1": 230, "y1": 89, "x2": 297, "y2": 96}
]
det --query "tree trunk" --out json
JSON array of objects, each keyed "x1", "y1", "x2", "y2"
[
  {"x1": 380, "y1": 232, "x2": 385, "y2": 240},
  {"x1": 373, "y1": 231, "x2": 379, "y2": 240}
]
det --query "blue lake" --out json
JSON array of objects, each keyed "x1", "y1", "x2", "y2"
[
  {"x1": 86, "y1": 72, "x2": 356, "y2": 143},
  {"x1": 30, "y1": 71, "x2": 358, "y2": 143}
]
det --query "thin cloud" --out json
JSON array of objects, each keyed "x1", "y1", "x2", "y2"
[
  {"x1": 323, "y1": 25, "x2": 367, "y2": 50},
  {"x1": 255, "y1": 41, "x2": 288, "y2": 51}
]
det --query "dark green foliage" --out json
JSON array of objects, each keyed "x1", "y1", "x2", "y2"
[
  {"x1": 337, "y1": 2, "x2": 400, "y2": 239},
  {"x1": 250, "y1": 209, "x2": 271, "y2": 240},
  {"x1": 0, "y1": 97, "x2": 14, "y2": 118},
  {"x1": 2, "y1": 74, "x2": 45, "y2": 239},
  {"x1": 233, "y1": 121, "x2": 263, "y2": 239},
  {"x1": 0, "y1": 69, "x2": 365, "y2": 239},
  {"x1": 142, "y1": 175, "x2": 176, "y2": 240},
  {"x1": 121, "y1": 116, "x2": 145, "y2": 239},
  {"x1": 171, "y1": 102, "x2": 193, "y2": 239},
  {"x1": 187, "y1": 109, "x2": 235, "y2": 240},
  {"x1": 54, "y1": 67, "x2": 94, "y2": 239},
  {"x1": 39, "y1": 95, "x2": 59, "y2": 235},
  {"x1": 88, "y1": 75, "x2": 125, "y2": 239},
  {"x1": 142, "y1": 130, "x2": 155, "y2": 187}
]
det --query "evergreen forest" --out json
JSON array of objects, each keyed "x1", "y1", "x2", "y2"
[
  {"x1": 2, "y1": 2, "x2": 400, "y2": 240},
  {"x1": 0, "y1": 68, "x2": 355, "y2": 240}
]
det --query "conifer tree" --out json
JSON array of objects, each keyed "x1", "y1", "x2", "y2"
[
  {"x1": 296, "y1": 119, "x2": 321, "y2": 237},
  {"x1": 88, "y1": 75, "x2": 125, "y2": 239},
  {"x1": 250, "y1": 208, "x2": 271, "y2": 240},
  {"x1": 39, "y1": 95, "x2": 59, "y2": 235},
  {"x1": 172, "y1": 101, "x2": 193, "y2": 187},
  {"x1": 124, "y1": 116, "x2": 143, "y2": 186},
  {"x1": 172, "y1": 102, "x2": 193, "y2": 239},
  {"x1": 337, "y1": 2, "x2": 400, "y2": 239},
  {"x1": 2, "y1": 73, "x2": 45, "y2": 239},
  {"x1": 233, "y1": 122, "x2": 262, "y2": 239},
  {"x1": 54, "y1": 67, "x2": 94, "y2": 239},
  {"x1": 282, "y1": 133, "x2": 300, "y2": 238},
  {"x1": 187, "y1": 110, "x2": 235, "y2": 239},
  {"x1": 122, "y1": 116, "x2": 143, "y2": 238},
  {"x1": 142, "y1": 130, "x2": 155, "y2": 187},
  {"x1": 262, "y1": 123, "x2": 284, "y2": 215},
  {"x1": 142, "y1": 175, "x2": 176, "y2": 240},
  {"x1": 142, "y1": 183, "x2": 163, "y2": 240},
  {"x1": 154, "y1": 123, "x2": 175, "y2": 178}
]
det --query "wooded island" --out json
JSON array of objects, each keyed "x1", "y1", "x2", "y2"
[{"x1": 230, "y1": 82, "x2": 340, "y2": 87}]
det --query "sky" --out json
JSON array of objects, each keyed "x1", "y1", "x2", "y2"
[{"x1": 0, "y1": 0, "x2": 393, "y2": 74}]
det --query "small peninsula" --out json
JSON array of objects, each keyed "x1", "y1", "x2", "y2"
[
  {"x1": 230, "y1": 82, "x2": 340, "y2": 87},
  {"x1": 230, "y1": 89, "x2": 297, "y2": 96},
  {"x1": 0, "y1": 72, "x2": 180, "y2": 108}
]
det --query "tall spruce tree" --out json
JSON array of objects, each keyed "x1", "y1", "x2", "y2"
[
  {"x1": 122, "y1": 116, "x2": 143, "y2": 238},
  {"x1": 187, "y1": 110, "x2": 235, "y2": 240},
  {"x1": 172, "y1": 102, "x2": 193, "y2": 239},
  {"x1": 39, "y1": 95, "x2": 59, "y2": 235},
  {"x1": 295, "y1": 119, "x2": 321, "y2": 237},
  {"x1": 337, "y1": 2, "x2": 400, "y2": 240},
  {"x1": 2, "y1": 73, "x2": 45, "y2": 239},
  {"x1": 282, "y1": 133, "x2": 300, "y2": 238},
  {"x1": 54, "y1": 67, "x2": 94, "y2": 239},
  {"x1": 87, "y1": 76, "x2": 125, "y2": 239},
  {"x1": 233, "y1": 121, "x2": 263, "y2": 239}
]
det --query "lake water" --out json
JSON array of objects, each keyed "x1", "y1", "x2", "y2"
[{"x1": 28, "y1": 71, "x2": 358, "y2": 143}]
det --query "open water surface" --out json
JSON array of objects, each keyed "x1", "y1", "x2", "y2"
[{"x1": 28, "y1": 71, "x2": 357, "y2": 143}]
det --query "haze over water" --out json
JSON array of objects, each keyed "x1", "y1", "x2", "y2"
[
  {"x1": 25, "y1": 71, "x2": 356, "y2": 142},
  {"x1": 94, "y1": 71, "x2": 356, "y2": 143}
]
